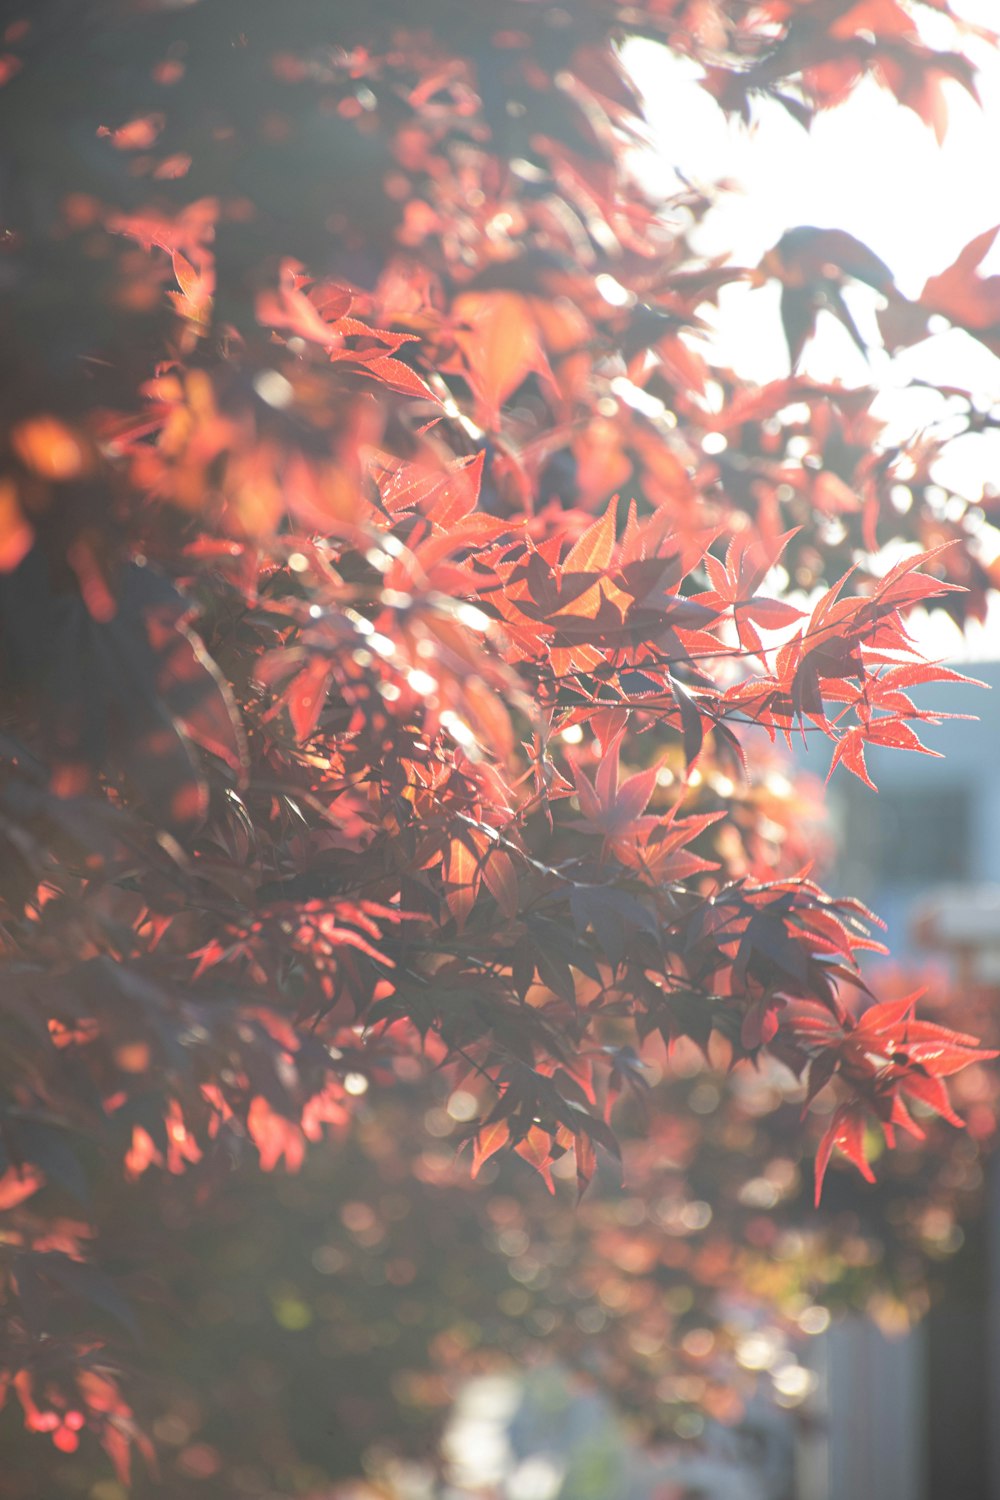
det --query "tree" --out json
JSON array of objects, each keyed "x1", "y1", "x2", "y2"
[{"x1": 0, "y1": 0, "x2": 997, "y2": 1487}]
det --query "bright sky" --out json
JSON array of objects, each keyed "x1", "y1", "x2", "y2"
[{"x1": 624, "y1": 8, "x2": 1000, "y2": 658}]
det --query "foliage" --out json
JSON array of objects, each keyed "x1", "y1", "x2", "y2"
[{"x1": 0, "y1": 0, "x2": 998, "y2": 1485}]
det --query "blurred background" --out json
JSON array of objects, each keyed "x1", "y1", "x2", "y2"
[
  {"x1": 4, "y1": 669, "x2": 998, "y2": 1500},
  {"x1": 5, "y1": 8, "x2": 1000, "y2": 1500}
]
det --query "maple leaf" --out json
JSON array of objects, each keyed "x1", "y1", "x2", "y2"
[
  {"x1": 920, "y1": 227, "x2": 1000, "y2": 343},
  {"x1": 761, "y1": 227, "x2": 897, "y2": 365},
  {"x1": 452, "y1": 291, "x2": 554, "y2": 425},
  {"x1": 795, "y1": 992, "x2": 997, "y2": 1200},
  {"x1": 167, "y1": 249, "x2": 214, "y2": 327},
  {"x1": 698, "y1": 528, "x2": 804, "y2": 659},
  {"x1": 814, "y1": 1103, "x2": 875, "y2": 1205},
  {"x1": 567, "y1": 729, "x2": 662, "y2": 861},
  {"x1": 638, "y1": 809, "x2": 723, "y2": 883}
]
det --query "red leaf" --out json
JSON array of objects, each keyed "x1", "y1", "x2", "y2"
[
  {"x1": 828, "y1": 729, "x2": 876, "y2": 789},
  {"x1": 921, "y1": 226, "x2": 1000, "y2": 332},
  {"x1": 899, "y1": 1071, "x2": 963, "y2": 1127},
  {"x1": 427, "y1": 450, "x2": 486, "y2": 529},
  {"x1": 814, "y1": 1104, "x2": 875, "y2": 1205},
  {"x1": 360, "y1": 354, "x2": 435, "y2": 399},
  {"x1": 613, "y1": 764, "x2": 660, "y2": 826},
  {"x1": 854, "y1": 992, "x2": 921, "y2": 1037},
  {"x1": 285, "y1": 656, "x2": 334, "y2": 742},
  {"x1": 736, "y1": 597, "x2": 805, "y2": 629},
  {"x1": 865, "y1": 719, "x2": 940, "y2": 755}
]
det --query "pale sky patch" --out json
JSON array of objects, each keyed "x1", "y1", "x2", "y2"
[{"x1": 624, "y1": 9, "x2": 1000, "y2": 658}]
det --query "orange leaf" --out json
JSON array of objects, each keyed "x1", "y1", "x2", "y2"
[
  {"x1": 11, "y1": 415, "x2": 90, "y2": 481},
  {"x1": 443, "y1": 833, "x2": 480, "y2": 928},
  {"x1": 172, "y1": 250, "x2": 204, "y2": 303},
  {"x1": 463, "y1": 676, "x2": 514, "y2": 760},
  {"x1": 97, "y1": 112, "x2": 164, "y2": 150},
  {"x1": 0, "y1": 481, "x2": 33, "y2": 571},
  {"x1": 0, "y1": 1167, "x2": 44, "y2": 1210},
  {"x1": 482, "y1": 848, "x2": 518, "y2": 919},
  {"x1": 453, "y1": 291, "x2": 551, "y2": 421},
  {"x1": 472, "y1": 1118, "x2": 510, "y2": 1176},
  {"x1": 563, "y1": 497, "x2": 618, "y2": 574},
  {"x1": 514, "y1": 1125, "x2": 556, "y2": 1192},
  {"x1": 284, "y1": 656, "x2": 334, "y2": 742}
]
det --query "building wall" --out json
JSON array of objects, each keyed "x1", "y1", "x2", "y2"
[{"x1": 812, "y1": 661, "x2": 1000, "y2": 948}]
